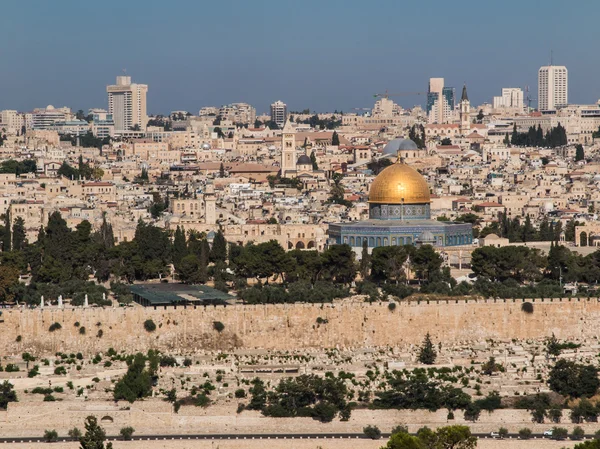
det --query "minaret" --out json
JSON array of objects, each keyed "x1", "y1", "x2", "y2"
[
  {"x1": 459, "y1": 84, "x2": 471, "y2": 135},
  {"x1": 280, "y1": 120, "x2": 296, "y2": 177},
  {"x1": 204, "y1": 183, "x2": 216, "y2": 225}
]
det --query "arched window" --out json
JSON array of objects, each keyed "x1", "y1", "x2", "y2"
[
  {"x1": 369, "y1": 237, "x2": 374, "y2": 247},
  {"x1": 376, "y1": 237, "x2": 381, "y2": 246},
  {"x1": 350, "y1": 237, "x2": 355, "y2": 246},
  {"x1": 383, "y1": 238, "x2": 388, "y2": 245}
]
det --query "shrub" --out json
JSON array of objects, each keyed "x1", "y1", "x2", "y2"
[
  {"x1": 54, "y1": 366, "x2": 67, "y2": 375},
  {"x1": 518, "y1": 428, "x2": 532, "y2": 439},
  {"x1": 391, "y1": 425, "x2": 408, "y2": 435},
  {"x1": 27, "y1": 365, "x2": 40, "y2": 378},
  {"x1": 49, "y1": 322, "x2": 62, "y2": 332},
  {"x1": 552, "y1": 427, "x2": 568, "y2": 440},
  {"x1": 316, "y1": 317, "x2": 329, "y2": 325},
  {"x1": 67, "y1": 427, "x2": 81, "y2": 439},
  {"x1": 234, "y1": 389, "x2": 246, "y2": 398},
  {"x1": 521, "y1": 302, "x2": 534, "y2": 313},
  {"x1": 44, "y1": 430, "x2": 58, "y2": 442},
  {"x1": 120, "y1": 426, "x2": 135, "y2": 440},
  {"x1": 159, "y1": 356, "x2": 177, "y2": 367},
  {"x1": 5, "y1": 364, "x2": 19, "y2": 372},
  {"x1": 68, "y1": 427, "x2": 82, "y2": 438},
  {"x1": 388, "y1": 302, "x2": 397, "y2": 311},
  {"x1": 32, "y1": 387, "x2": 53, "y2": 395},
  {"x1": 43, "y1": 394, "x2": 56, "y2": 402},
  {"x1": 213, "y1": 321, "x2": 225, "y2": 332},
  {"x1": 79, "y1": 326, "x2": 86, "y2": 335},
  {"x1": 363, "y1": 425, "x2": 381, "y2": 440},
  {"x1": 183, "y1": 358, "x2": 192, "y2": 367},
  {"x1": 499, "y1": 427, "x2": 508, "y2": 438},
  {"x1": 195, "y1": 393, "x2": 210, "y2": 407},
  {"x1": 236, "y1": 403, "x2": 245, "y2": 414},
  {"x1": 74, "y1": 321, "x2": 80, "y2": 327},
  {"x1": 143, "y1": 319, "x2": 157, "y2": 332},
  {"x1": 15, "y1": 335, "x2": 22, "y2": 342},
  {"x1": 571, "y1": 426, "x2": 585, "y2": 440},
  {"x1": 97, "y1": 329, "x2": 103, "y2": 338}
]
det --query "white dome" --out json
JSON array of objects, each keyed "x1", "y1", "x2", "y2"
[{"x1": 46, "y1": 105, "x2": 55, "y2": 110}]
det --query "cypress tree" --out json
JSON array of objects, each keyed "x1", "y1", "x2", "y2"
[
  {"x1": 172, "y1": 226, "x2": 187, "y2": 266},
  {"x1": 331, "y1": 131, "x2": 340, "y2": 146},
  {"x1": 210, "y1": 230, "x2": 227, "y2": 263},
  {"x1": 511, "y1": 123, "x2": 518, "y2": 146},
  {"x1": 575, "y1": 144, "x2": 585, "y2": 162},
  {"x1": 359, "y1": 240, "x2": 370, "y2": 279},
  {"x1": 310, "y1": 151, "x2": 318, "y2": 170},
  {"x1": 3, "y1": 212, "x2": 11, "y2": 252},
  {"x1": 11, "y1": 217, "x2": 26, "y2": 252},
  {"x1": 418, "y1": 333, "x2": 437, "y2": 365},
  {"x1": 198, "y1": 238, "x2": 210, "y2": 283}
]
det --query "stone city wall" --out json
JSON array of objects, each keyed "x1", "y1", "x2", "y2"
[
  {"x1": 0, "y1": 297, "x2": 599, "y2": 356},
  {"x1": 0, "y1": 441, "x2": 582, "y2": 449}
]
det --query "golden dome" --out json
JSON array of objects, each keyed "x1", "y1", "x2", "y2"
[{"x1": 368, "y1": 161, "x2": 431, "y2": 204}]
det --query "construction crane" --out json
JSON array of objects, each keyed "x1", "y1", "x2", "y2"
[
  {"x1": 525, "y1": 86, "x2": 536, "y2": 110},
  {"x1": 373, "y1": 90, "x2": 426, "y2": 99}
]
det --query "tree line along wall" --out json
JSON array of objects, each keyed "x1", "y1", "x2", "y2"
[{"x1": 1, "y1": 298, "x2": 599, "y2": 355}]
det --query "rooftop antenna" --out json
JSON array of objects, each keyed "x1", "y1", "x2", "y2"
[
  {"x1": 122, "y1": 68, "x2": 127, "y2": 75},
  {"x1": 550, "y1": 49, "x2": 553, "y2": 66}
]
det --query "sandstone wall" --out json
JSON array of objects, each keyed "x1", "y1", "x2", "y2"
[
  {"x1": 1, "y1": 298, "x2": 598, "y2": 356},
  {"x1": 0, "y1": 440, "x2": 580, "y2": 449}
]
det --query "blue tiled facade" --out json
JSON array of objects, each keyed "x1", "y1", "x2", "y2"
[{"x1": 328, "y1": 220, "x2": 473, "y2": 248}]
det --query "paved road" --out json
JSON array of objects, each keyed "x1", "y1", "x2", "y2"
[{"x1": 0, "y1": 432, "x2": 592, "y2": 444}]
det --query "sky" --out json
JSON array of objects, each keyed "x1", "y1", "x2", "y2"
[{"x1": 1, "y1": 0, "x2": 599, "y2": 115}]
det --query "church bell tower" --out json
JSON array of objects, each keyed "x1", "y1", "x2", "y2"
[
  {"x1": 459, "y1": 84, "x2": 471, "y2": 135},
  {"x1": 281, "y1": 120, "x2": 296, "y2": 177}
]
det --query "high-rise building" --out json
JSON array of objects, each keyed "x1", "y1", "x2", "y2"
[
  {"x1": 426, "y1": 78, "x2": 454, "y2": 124},
  {"x1": 107, "y1": 75, "x2": 148, "y2": 132},
  {"x1": 538, "y1": 65, "x2": 568, "y2": 111},
  {"x1": 218, "y1": 103, "x2": 256, "y2": 125},
  {"x1": 270, "y1": 100, "x2": 287, "y2": 128},
  {"x1": 493, "y1": 88, "x2": 524, "y2": 111}
]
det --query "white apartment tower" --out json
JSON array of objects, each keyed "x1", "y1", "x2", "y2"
[
  {"x1": 270, "y1": 100, "x2": 287, "y2": 128},
  {"x1": 538, "y1": 65, "x2": 568, "y2": 111},
  {"x1": 107, "y1": 76, "x2": 148, "y2": 131},
  {"x1": 493, "y1": 88, "x2": 524, "y2": 111}
]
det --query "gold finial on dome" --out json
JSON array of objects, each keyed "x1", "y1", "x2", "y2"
[{"x1": 368, "y1": 160, "x2": 431, "y2": 205}]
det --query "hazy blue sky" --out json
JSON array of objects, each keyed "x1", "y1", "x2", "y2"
[{"x1": 1, "y1": 0, "x2": 599, "y2": 115}]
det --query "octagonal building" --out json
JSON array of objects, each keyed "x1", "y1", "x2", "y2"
[{"x1": 328, "y1": 142, "x2": 473, "y2": 252}]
